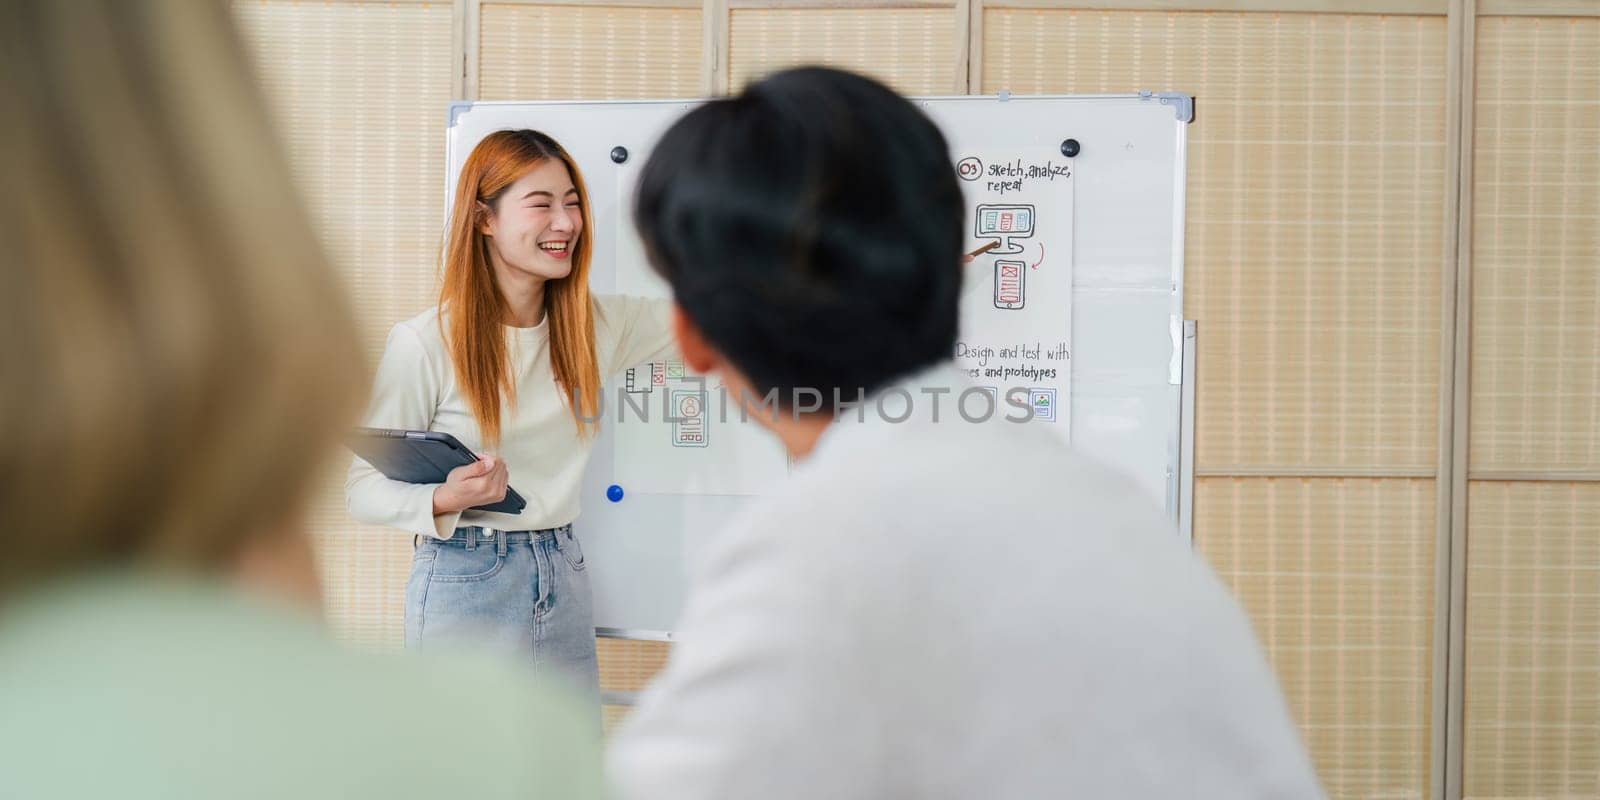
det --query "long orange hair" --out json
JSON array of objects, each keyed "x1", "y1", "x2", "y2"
[{"x1": 440, "y1": 130, "x2": 600, "y2": 445}]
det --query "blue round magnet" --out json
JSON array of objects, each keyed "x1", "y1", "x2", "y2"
[{"x1": 606, "y1": 484, "x2": 624, "y2": 503}]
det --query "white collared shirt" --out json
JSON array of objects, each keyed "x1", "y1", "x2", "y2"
[{"x1": 609, "y1": 363, "x2": 1323, "y2": 799}]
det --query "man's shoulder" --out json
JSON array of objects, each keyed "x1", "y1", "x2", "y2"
[
  {"x1": 868, "y1": 413, "x2": 1157, "y2": 515},
  {"x1": 704, "y1": 416, "x2": 1163, "y2": 575}
]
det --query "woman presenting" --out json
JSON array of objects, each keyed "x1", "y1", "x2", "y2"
[{"x1": 347, "y1": 130, "x2": 673, "y2": 703}]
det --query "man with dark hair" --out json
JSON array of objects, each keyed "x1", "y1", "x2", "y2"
[{"x1": 609, "y1": 66, "x2": 1322, "y2": 799}]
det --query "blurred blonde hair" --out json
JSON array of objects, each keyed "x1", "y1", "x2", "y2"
[{"x1": 0, "y1": 0, "x2": 362, "y2": 600}]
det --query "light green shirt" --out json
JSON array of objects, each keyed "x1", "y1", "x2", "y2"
[{"x1": 0, "y1": 573, "x2": 601, "y2": 799}]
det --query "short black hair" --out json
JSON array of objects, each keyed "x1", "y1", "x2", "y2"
[{"x1": 633, "y1": 66, "x2": 965, "y2": 410}]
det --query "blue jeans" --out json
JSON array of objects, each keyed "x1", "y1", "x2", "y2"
[{"x1": 405, "y1": 525, "x2": 600, "y2": 710}]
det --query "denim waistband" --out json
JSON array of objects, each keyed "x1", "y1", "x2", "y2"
[{"x1": 431, "y1": 524, "x2": 571, "y2": 549}]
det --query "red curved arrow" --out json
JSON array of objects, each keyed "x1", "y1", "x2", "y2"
[{"x1": 1030, "y1": 242, "x2": 1045, "y2": 269}]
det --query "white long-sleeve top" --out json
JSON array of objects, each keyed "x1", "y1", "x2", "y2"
[
  {"x1": 345, "y1": 295, "x2": 673, "y2": 538},
  {"x1": 609, "y1": 363, "x2": 1325, "y2": 799}
]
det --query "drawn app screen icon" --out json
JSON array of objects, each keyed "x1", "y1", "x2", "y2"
[
  {"x1": 671, "y1": 390, "x2": 707, "y2": 448},
  {"x1": 1028, "y1": 388, "x2": 1057, "y2": 422},
  {"x1": 975, "y1": 203, "x2": 1036, "y2": 255},
  {"x1": 994, "y1": 261, "x2": 1025, "y2": 309}
]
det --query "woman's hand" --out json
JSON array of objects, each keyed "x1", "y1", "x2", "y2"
[{"x1": 431, "y1": 457, "x2": 510, "y2": 515}]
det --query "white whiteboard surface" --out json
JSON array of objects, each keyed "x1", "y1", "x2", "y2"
[{"x1": 445, "y1": 93, "x2": 1193, "y2": 638}]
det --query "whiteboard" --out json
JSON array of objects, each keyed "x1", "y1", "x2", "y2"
[{"x1": 445, "y1": 93, "x2": 1195, "y2": 638}]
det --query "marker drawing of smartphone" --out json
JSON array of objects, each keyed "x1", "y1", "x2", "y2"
[{"x1": 994, "y1": 260, "x2": 1025, "y2": 310}]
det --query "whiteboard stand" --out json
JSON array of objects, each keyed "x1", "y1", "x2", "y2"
[{"x1": 1179, "y1": 320, "x2": 1198, "y2": 545}]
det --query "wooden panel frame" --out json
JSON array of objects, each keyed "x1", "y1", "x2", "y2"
[
  {"x1": 982, "y1": 0, "x2": 1448, "y2": 13},
  {"x1": 1440, "y1": 2, "x2": 1473, "y2": 797},
  {"x1": 1479, "y1": 0, "x2": 1600, "y2": 16}
]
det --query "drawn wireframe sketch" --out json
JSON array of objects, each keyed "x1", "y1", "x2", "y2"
[
  {"x1": 670, "y1": 389, "x2": 708, "y2": 448},
  {"x1": 994, "y1": 259, "x2": 1026, "y2": 310},
  {"x1": 624, "y1": 367, "x2": 650, "y2": 394},
  {"x1": 1028, "y1": 388, "x2": 1057, "y2": 422},
  {"x1": 974, "y1": 203, "x2": 1036, "y2": 255}
]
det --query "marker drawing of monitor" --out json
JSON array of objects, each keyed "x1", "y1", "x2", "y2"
[{"x1": 974, "y1": 203, "x2": 1035, "y2": 255}]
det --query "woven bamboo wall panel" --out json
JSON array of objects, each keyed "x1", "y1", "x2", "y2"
[
  {"x1": 602, "y1": 702, "x2": 631, "y2": 736},
  {"x1": 235, "y1": 0, "x2": 452, "y2": 356},
  {"x1": 729, "y1": 7, "x2": 957, "y2": 95},
  {"x1": 1470, "y1": 16, "x2": 1600, "y2": 472},
  {"x1": 985, "y1": 9, "x2": 1448, "y2": 472},
  {"x1": 1196, "y1": 477, "x2": 1435, "y2": 799},
  {"x1": 599, "y1": 638, "x2": 671, "y2": 734},
  {"x1": 234, "y1": 0, "x2": 454, "y2": 649},
  {"x1": 598, "y1": 638, "x2": 672, "y2": 693},
  {"x1": 1464, "y1": 481, "x2": 1600, "y2": 800},
  {"x1": 480, "y1": 4, "x2": 703, "y2": 100}
]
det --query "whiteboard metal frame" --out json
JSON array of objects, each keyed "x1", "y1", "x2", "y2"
[
  {"x1": 445, "y1": 91, "x2": 1197, "y2": 641},
  {"x1": 596, "y1": 627, "x2": 675, "y2": 642},
  {"x1": 1179, "y1": 320, "x2": 1198, "y2": 545}
]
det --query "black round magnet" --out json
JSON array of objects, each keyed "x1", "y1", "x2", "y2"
[
  {"x1": 610, "y1": 146, "x2": 629, "y2": 164},
  {"x1": 1060, "y1": 139, "x2": 1081, "y2": 158}
]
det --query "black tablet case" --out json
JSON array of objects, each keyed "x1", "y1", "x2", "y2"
[{"x1": 348, "y1": 428, "x2": 527, "y2": 515}]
